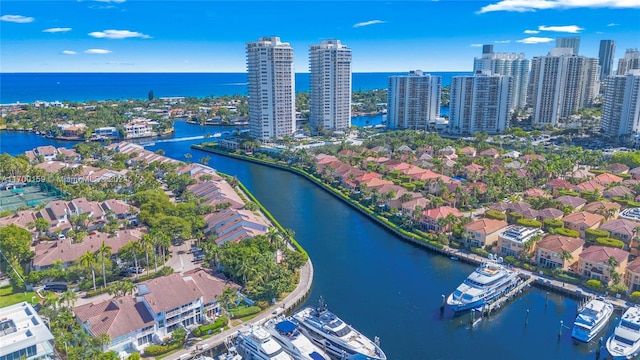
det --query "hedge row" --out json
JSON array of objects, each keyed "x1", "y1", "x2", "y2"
[
  {"x1": 595, "y1": 237, "x2": 625, "y2": 249},
  {"x1": 134, "y1": 266, "x2": 174, "y2": 283},
  {"x1": 229, "y1": 305, "x2": 261, "y2": 318},
  {"x1": 192, "y1": 316, "x2": 228, "y2": 337},
  {"x1": 85, "y1": 286, "x2": 110, "y2": 298},
  {"x1": 144, "y1": 341, "x2": 182, "y2": 357}
]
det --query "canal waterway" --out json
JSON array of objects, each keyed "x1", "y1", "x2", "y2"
[{"x1": 0, "y1": 121, "x2": 612, "y2": 359}]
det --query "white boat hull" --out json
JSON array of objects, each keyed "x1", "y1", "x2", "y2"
[{"x1": 571, "y1": 300, "x2": 614, "y2": 343}]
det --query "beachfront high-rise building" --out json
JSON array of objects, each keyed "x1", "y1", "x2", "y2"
[
  {"x1": 473, "y1": 46, "x2": 530, "y2": 109},
  {"x1": 528, "y1": 48, "x2": 599, "y2": 127},
  {"x1": 599, "y1": 40, "x2": 616, "y2": 81},
  {"x1": 556, "y1": 37, "x2": 581, "y2": 55},
  {"x1": 387, "y1": 70, "x2": 441, "y2": 130},
  {"x1": 309, "y1": 40, "x2": 352, "y2": 131},
  {"x1": 449, "y1": 71, "x2": 513, "y2": 135},
  {"x1": 246, "y1": 36, "x2": 295, "y2": 141},
  {"x1": 601, "y1": 70, "x2": 640, "y2": 139},
  {"x1": 618, "y1": 49, "x2": 640, "y2": 75}
]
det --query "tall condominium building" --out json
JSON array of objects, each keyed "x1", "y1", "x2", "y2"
[
  {"x1": 598, "y1": 40, "x2": 616, "y2": 80},
  {"x1": 246, "y1": 36, "x2": 295, "y2": 141},
  {"x1": 618, "y1": 49, "x2": 640, "y2": 75},
  {"x1": 309, "y1": 40, "x2": 352, "y2": 131},
  {"x1": 449, "y1": 71, "x2": 513, "y2": 135},
  {"x1": 528, "y1": 48, "x2": 599, "y2": 127},
  {"x1": 473, "y1": 46, "x2": 530, "y2": 109},
  {"x1": 556, "y1": 37, "x2": 581, "y2": 55},
  {"x1": 387, "y1": 70, "x2": 441, "y2": 130},
  {"x1": 601, "y1": 70, "x2": 640, "y2": 139}
]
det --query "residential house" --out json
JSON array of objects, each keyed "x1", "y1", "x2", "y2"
[
  {"x1": 463, "y1": 218, "x2": 508, "y2": 248},
  {"x1": 34, "y1": 146, "x2": 57, "y2": 161},
  {"x1": 577, "y1": 246, "x2": 628, "y2": 286},
  {"x1": 421, "y1": 206, "x2": 463, "y2": 232},
  {"x1": 599, "y1": 219, "x2": 637, "y2": 246},
  {"x1": 605, "y1": 163, "x2": 630, "y2": 174},
  {"x1": 583, "y1": 201, "x2": 621, "y2": 219},
  {"x1": 479, "y1": 148, "x2": 500, "y2": 158},
  {"x1": 400, "y1": 198, "x2": 430, "y2": 215},
  {"x1": 603, "y1": 186, "x2": 634, "y2": 199},
  {"x1": 536, "y1": 235, "x2": 584, "y2": 270},
  {"x1": 0, "y1": 302, "x2": 55, "y2": 360},
  {"x1": 187, "y1": 181, "x2": 245, "y2": 209},
  {"x1": 620, "y1": 208, "x2": 640, "y2": 222},
  {"x1": 594, "y1": 173, "x2": 623, "y2": 185},
  {"x1": 203, "y1": 208, "x2": 269, "y2": 245},
  {"x1": 625, "y1": 257, "x2": 640, "y2": 293},
  {"x1": 555, "y1": 195, "x2": 587, "y2": 210},
  {"x1": 630, "y1": 167, "x2": 640, "y2": 180},
  {"x1": 498, "y1": 226, "x2": 544, "y2": 257},
  {"x1": 545, "y1": 179, "x2": 574, "y2": 196},
  {"x1": 101, "y1": 199, "x2": 138, "y2": 220},
  {"x1": 459, "y1": 146, "x2": 477, "y2": 157},
  {"x1": 536, "y1": 208, "x2": 565, "y2": 221},
  {"x1": 562, "y1": 212, "x2": 605, "y2": 239},
  {"x1": 574, "y1": 181, "x2": 605, "y2": 193},
  {"x1": 523, "y1": 188, "x2": 550, "y2": 199}
]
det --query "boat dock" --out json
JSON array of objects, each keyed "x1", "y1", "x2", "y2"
[{"x1": 478, "y1": 275, "x2": 535, "y2": 318}]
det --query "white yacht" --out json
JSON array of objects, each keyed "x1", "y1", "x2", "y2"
[
  {"x1": 236, "y1": 325, "x2": 293, "y2": 360},
  {"x1": 571, "y1": 297, "x2": 614, "y2": 342},
  {"x1": 264, "y1": 317, "x2": 331, "y2": 360},
  {"x1": 447, "y1": 254, "x2": 521, "y2": 313},
  {"x1": 291, "y1": 298, "x2": 386, "y2": 360},
  {"x1": 607, "y1": 306, "x2": 640, "y2": 360}
]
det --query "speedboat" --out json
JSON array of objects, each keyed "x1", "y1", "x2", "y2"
[
  {"x1": 571, "y1": 297, "x2": 614, "y2": 342},
  {"x1": 447, "y1": 254, "x2": 520, "y2": 313},
  {"x1": 265, "y1": 316, "x2": 331, "y2": 360},
  {"x1": 607, "y1": 306, "x2": 640, "y2": 360},
  {"x1": 291, "y1": 298, "x2": 386, "y2": 360},
  {"x1": 236, "y1": 325, "x2": 293, "y2": 360}
]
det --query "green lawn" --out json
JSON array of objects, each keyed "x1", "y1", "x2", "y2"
[{"x1": 0, "y1": 285, "x2": 37, "y2": 307}]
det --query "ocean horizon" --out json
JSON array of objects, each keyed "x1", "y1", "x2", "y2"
[{"x1": 0, "y1": 72, "x2": 471, "y2": 104}]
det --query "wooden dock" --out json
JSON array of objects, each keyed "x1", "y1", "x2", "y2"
[{"x1": 479, "y1": 276, "x2": 535, "y2": 318}]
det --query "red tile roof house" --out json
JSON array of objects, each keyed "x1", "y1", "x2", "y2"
[
  {"x1": 555, "y1": 195, "x2": 587, "y2": 210},
  {"x1": 34, "y1": 145, "x2": 58, "y2": 161},
  {"x1": 519, "y1": 208, "x2": 540, "y2": 220},
  {"x1": 577, "y1": 246, "x2": 629, "y2": 286},
  {"x1": 32, "y1": 229, "x2": 144, "y2": 270},
  {"x1": 567, "y1": 169, "x2": 594, "y2": 181},
  {"x1": 536, "y1": 208, "x2": 565, "y2": 221},
  {"x1": 625, "y1": 257, "x2": 640, "y2": 292},
  {"x1": 603, "y1": 186, "x2": 635, "y2": 199},
  {"x1": 464, "y1": 163, "x2": 485, "y2": 178},
  {"x1": 421, "y1": 206, "x2": 464, "y2": 232},
  {"x1": 562, "y1": 212, "x2": 605, "y2": 239},
  {"x1": 545, "y1": 179, "x2": 574, "y2": 196},
  {"x1": 594, "y1": 173, "x2": 624, "y2": 185},
  {"x1": 459, "y1": 147, "x2": 477, "y2": 157},
  {"x1": 599, "y1": 219, "x2": 638, "y2": 247},
  {"x1": 574, "y1": 181, "x2": 605, "y2": 193},
  {"x1": 604, "y1": 163, "x2": 630, "y2": 175},
  {"x1": 536, "y1": 235, "x2": 584, "y2": 270},
  {"x1": 463, "y1": 218, "x2": 508, "y2": 248},
  {"x1": 74, "y1": 296, "x2": 156, "y2": 353},
  {"x1": 630, "y1": 167, "x2": 640, "y2": 180},
  {"x1": 186, "y1": 181, "x2": 245, "y2": 209},
  {"x1": 400, "y1": 197, "x2": 430, "y2": 215},
  {"x1": 479, "y1": 148, "x2": 500, "y2": 158},
  {"x1": 583, "y1": 201, "x2": 621, "y2": 218},
  {"x1": 203, "y1": 208, "x2": 269, "y2": 244},
  {"x1": 523, "y1": 188, "x2": 551, "y2": 199}
]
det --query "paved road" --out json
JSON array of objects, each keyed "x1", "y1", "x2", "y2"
[{"x1": 164, "y1": 259, "x2": 314, "y2": 360}]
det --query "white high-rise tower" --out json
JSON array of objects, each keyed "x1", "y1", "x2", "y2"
[
  {"x1": 387, "y1": 70, "x2": 441, "y2": 130},
  {"x1": 309, "y1": 40, "x2": 352, "y2": 131},
  {"x1": 618, "y1": 49, "x2": 640, "y2": 75},
  {"x1": 449, "y1": 71, "x2": 513, "y2": 135},
  {"x1": 473, "y1": 46, "x2": 530, "y2": 109},
  {"x1": 246, "y1": 36, "x2": 295, "y2": 141},
  {"x1": 601, "y1": 70, "x2": 640, "y2": 139},
  {"x1": 528, "y1": 48, "x2": 599, "y2": 127}
]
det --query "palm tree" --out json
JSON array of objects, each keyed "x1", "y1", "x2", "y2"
[
  {"x1": 608, "y1": 255, "x2": 621, "y2": 285},
  {"x1": 96, "y1": 241, "x2": 112, "y2": 288},
  {"x1": 60, "y1": 290, "x2": 77, "y2": 309},
  {"x1": 559, "y1": 249, "x2": 573, "y2": 268},
  {"x1": 217, "y1": 286, "x2": 240, "y2": 319},
  {"x1": 79, "y1": 250, "x2": 97, "y2": 291},
  {"x1": 141, "y1": 234, "x2": 153, "y2": 275}
]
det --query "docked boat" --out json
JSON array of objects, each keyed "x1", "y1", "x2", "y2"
[
  {"x1": 291, "y1": 298, "x2": 386, "y2": 360},
  {"x1": 217, "y1": 347, "x2": 243, "y2": 360},
  {"x1": 607, "y1": 306, "x2": 640, "y2": 360},
  {"x1": 236, "y1": 325, "x2": 293, "y2": 360},
  {"x1": 571, "y1": 297, "x2": 614, "y2": 342},
  {"x1": 264, "y1": 316, "x2": 331, "y2": 360},
  {"x1": 446, "y1": 254, "x2": 520, "y2": 313}
]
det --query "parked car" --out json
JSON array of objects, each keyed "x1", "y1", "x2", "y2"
[
  {"x1": 119, "y1": 269, "x2": 132, "y2": 277},
  {"x1": 129, "y1": 266, "x2": 145, "y2": 274},
  {"x1": 44, "y1": 283, "x2": 68, "y2": 292}
]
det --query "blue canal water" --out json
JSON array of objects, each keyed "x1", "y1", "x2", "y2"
[{"x1": 0, "y1": 121, "x2": 612, "y2": 359}]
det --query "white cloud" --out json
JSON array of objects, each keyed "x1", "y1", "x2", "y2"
[
  {"x1": 538, "y1": 25, "x2": 584, "y2": 33},
  {"x1": 43, "y1": 27, "x2": 72, "y2": 33},
  {"x1": 61, "y1": 50, "x2": 77, "y2": 55},
  {"x1": 516, "y1": 37, "x2": 555, "y2": 44},
  {"x1": 524, "y1": 29, "x2": 540, "y2": 34},
  {"x1": 494, "y1": 40, "x2": 511, "y2": 44},
  {"x1": 89, "y1": 29, "x2": 151, "y2": 39},
  {"x1": 0, "y1": 15, "x2": 34, "y2": 23},
  {"x1": 353, "y1": 20, "x2": 386, "y2": 28},
  {"x1": 84, "y1": 49, "x2": 112, "y2": 54},
  {"x1": 470, "y1": 43, "x2": 483, "y2": 47},
  {"x1": 607, "y1": 22, "x2": 619, "y2": 26},
  {"x1": 478, "y1": 0, "x2": 640, "y2": 14}
]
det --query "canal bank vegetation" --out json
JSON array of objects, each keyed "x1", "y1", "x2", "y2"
[{"x1": 193, "y1": 129, "x2": 640, "y2": 301}]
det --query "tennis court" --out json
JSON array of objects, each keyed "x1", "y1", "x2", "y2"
[{"x1": 0, "y1": 185, "x2": 64, "y2": 212}]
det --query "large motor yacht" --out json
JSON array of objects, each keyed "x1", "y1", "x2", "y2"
[
  {"x1": 264, "y1": 317, "x2": 331, "y2": 360},
  {"x1": 571, "y1": 297, "x2": 614, "y2": 342},
  {"x1": 607, "y1": 306, "x2": 640, "y2": 360},
  {"x1": 291, "y1": 298, "x2": 386, "y2": 360},
  {"x1": 446, "y1": 254, "x2": 521, "y2": 313},
  {"x1": 235, "y1": 325, "x2": 294, "y2": 360}
]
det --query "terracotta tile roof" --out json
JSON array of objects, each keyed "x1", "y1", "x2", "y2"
[
  {"x1": 465, "y1": 218, "x2": 508, "y2": 234},
  {"x1": 479, "y1": 148, "x2": 500, "y2": 157},
  {"x1": 424, "y1": 206, "x2": 463, "y2": 220},
  {"x1": 603, "y1": 186, "x2": 634, "y2": 198},
  {"x1": 575, "y1": 181, "x2": 605, "y2": 192},
  {"x1": 0, "y1": 210, "x2": 37, "y2": 229},
  {"x1": 537, "y1": 235, "x2": 584, "y2": 253},
  {"x1": 35, "y1": 146, "x2": 57, "y2": 156},
  {"x1": 102, "y1": 199, "x2": 137, "y2": 216},
  {"x1": 579, "y1": 246, "x2": 628, "y2": 264},
  {"x1": 562, "y1": 212, "x2": 604, "y2": 227},
  {"x1": 74, "y1": 297, "x2": 154, "y2": 340},
  {"x1": 139, "y1": 273, "x2": 203, "y2": 314},
  {"x1": 184, "y1": 269, "x2": 240, "y2": 305},
  {"x1": 546, "y1": 179, "x2": 573, "y2": 189},
  {"x1": 630, "y1": 167, "x2": 640, "y2": 175},
  {"x1": 568, "y1": 169, "x2": 594, "y2": 179},
  {"x1": 465, "y1": 164, "x2": 484, "y2": 172},
  {"x1": 403, "y1": 166, "x2": 428, "y2": 176},
  {"x1": 594, "y1": 173, "x2": 623, "y2": 184},
  {"x1": 583, "y1": 201, "x2": 621, "y2": 214},
  {"x1": 523, "y1": 188, "x2": 550, "y2": 198},
  {"x1": 520, "y1": 208, "x2": 540, "y2": 219},
  {"x1": 605, "y1": 163, "x2": 630, "y2": 173},
  {"x1": 361, "y1": 177, "x2": 394, "y2": 188},
  {"x1": 627, "y1": 257, "x2": 640, "y2": 273},
  {"x1": 401, "y1": 198, "x2": 429, "y2": 211},
  {"x1": 459, "y1": 147, "x2": 477, "y2": 156},
  {"x1": 555, "y1": 195, "x2": 587, "y2": 208},
  {"x1": 599, "y1": 219, "x2": 637, "y2": 238},
  {"x1": 538, "y1": 208, "x2": 565, "y2": 220}
]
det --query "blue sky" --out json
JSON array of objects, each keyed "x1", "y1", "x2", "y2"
[{"x1": 1, "y1": 0, "x2": 639, "y2": 72}]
